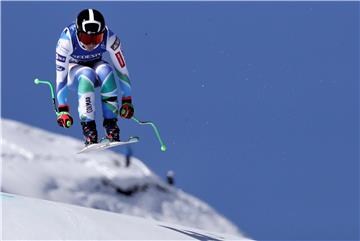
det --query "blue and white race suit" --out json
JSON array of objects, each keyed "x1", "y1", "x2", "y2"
[{"x1": 55, "y1": 23, "x2": 132, "y2": 122}]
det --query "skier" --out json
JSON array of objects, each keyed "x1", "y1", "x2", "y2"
[{"x1": 55, "y1": 9, "x2": 134, "y2": 145}]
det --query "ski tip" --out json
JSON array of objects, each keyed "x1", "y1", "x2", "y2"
[
  {"x1": 34, "y1": 78, "x2": 40, "y2": 84},
  {"x1": 129, "y1": 136, "x2": 140, "y2": 142}
]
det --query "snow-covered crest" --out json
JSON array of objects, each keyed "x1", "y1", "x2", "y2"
[
  {"x1": 3, "y1": 193, "x2": 251, "y2": 240},
  {"x1": 1, "y1": 118, "x2": 249, "y2": 238}
]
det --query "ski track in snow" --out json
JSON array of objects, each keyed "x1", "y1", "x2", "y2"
[{"x1": 1, "y1": 118, "x2": 245, "y2": 237}]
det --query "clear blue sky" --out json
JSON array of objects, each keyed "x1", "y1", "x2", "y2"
[{"x1": 2, "y1": 2, "x2": 359, "y2": 240}]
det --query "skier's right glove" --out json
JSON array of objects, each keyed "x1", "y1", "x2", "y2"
[{"x1": 57, "y1": 104, "x2": 73, "y2": 128}]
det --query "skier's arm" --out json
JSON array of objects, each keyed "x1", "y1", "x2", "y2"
[
  {"x1": 55, "y1": 28, "x2": 74, "y2": 128},
  {"x1": 106, "y1": 31, "x2": 132, "y2": 99},
  {"x1": 106, "y1": 30, "x2": 134, "y2": 119},
  {"x1": 55, "y1": 28, "x2": 73, "y2": 107}
]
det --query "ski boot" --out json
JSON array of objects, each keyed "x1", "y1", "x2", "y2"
[
  {"x1": 81, "y1": 120, "x2": 98, "y2": 146},
  {"x1": 103, "y1": 118, "x2": 120, "y2": 142}
]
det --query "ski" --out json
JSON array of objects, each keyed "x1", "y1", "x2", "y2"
[{"x1": 77, "y1": 136, "x2": 139, "y2": 154}]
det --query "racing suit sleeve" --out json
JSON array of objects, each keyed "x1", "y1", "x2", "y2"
[
  {"x1": 106, "y1": 30, "x2": 132, "y2": 98},
  {"x1": 55, "y1": 27, "x2": 73, "y2": 106}
]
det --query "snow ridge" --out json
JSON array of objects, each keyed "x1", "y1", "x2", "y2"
[
  {"x1": 3, "y1": 193, "x2": 249, "y2": 240},
  {"x1": 1, "y1": 118, "x2": 244, "y2": 236}
]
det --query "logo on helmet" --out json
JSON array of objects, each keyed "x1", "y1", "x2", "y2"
[{"x1": 76, "y1": 9, "x2": 105, "y2": 34}]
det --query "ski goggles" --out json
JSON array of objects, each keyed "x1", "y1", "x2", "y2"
[{"x1": 78, "y1": 32, "x2": 104, "y2": 45}]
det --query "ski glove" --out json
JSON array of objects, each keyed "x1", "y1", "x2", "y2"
[
  {"x1": 57, "y1": 105, "x2": 73, "y2": 128},
  {"x1": 120, "y1": 97, "x2": 134, "y2": 119}
]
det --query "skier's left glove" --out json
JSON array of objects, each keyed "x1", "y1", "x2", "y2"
[
  {"x1": 120, "y1": 97, "x2": 134, "y2": 119},
  {"x1": 57, "y1": 105, "x2": 73, "y2": 128}
]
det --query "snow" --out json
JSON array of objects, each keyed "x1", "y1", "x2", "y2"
[
  {"x1": 1, "y1": 118, "x2": 251, "y2": 240},
  {"x1": 2, "y1": 193, "x2": 248, "y2": 240}
]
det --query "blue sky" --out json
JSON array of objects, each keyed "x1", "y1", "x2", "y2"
[{"x1": 2, "y1": 2, "x2": 359, "y2": 240}]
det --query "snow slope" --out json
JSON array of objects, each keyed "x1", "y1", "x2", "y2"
[
  {"x1": 2, "y1": 193, "x2": 248, "y2": 240},
  {"x1": 1, "y1": 118, "x2": 249, "y2": 238}
]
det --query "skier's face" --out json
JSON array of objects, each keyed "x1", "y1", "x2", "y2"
[
  {"x1": 78, "y1": 32, "x2": 104, "y2": 51},
  {"x1": 83, "y1": 43, "x2": 97, "y2": 51}
]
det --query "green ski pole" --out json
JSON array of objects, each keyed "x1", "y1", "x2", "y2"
[
  {"x1": 35, "y1": 78, "x2": 167, "y2": 151},
  {"x1": 131, "y1": 116, "x2": 167, "y2": 152},
  {"x1": 34, "y1": 78, "x2": 72, "y2": 128}
]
